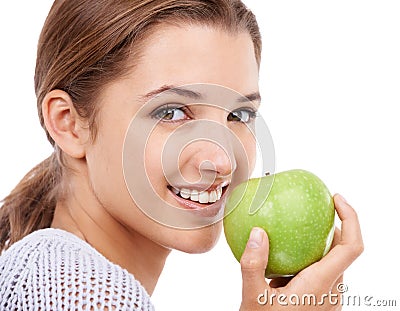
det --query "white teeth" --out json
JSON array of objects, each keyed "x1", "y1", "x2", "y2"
[
  {"x1": 198, "y1": 191, "x2": 210, "y2": 204},
  {"x1": 180, "y1": 188, "x2": 191, "y2": 199},
  {"x1": 209, "y1": 190, "x2": 217, "y2": 203},
  {"x1": 216, "y1": 188, "x2": 222, "y2": 200},
  {"x1": 171, "y1": 186, "x2": 225, "y2": 204},
  {"x1": 190, "y1": 190, "x2": 199, "y2": 202}
]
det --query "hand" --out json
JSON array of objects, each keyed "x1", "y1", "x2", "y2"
[{"x1": 239, "y1": 194, "x2": 364, "y2": 310}]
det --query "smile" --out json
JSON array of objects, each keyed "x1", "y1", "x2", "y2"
[
  {"x1": 171, "y1": 186, "x2": 224, "y2": 204},
  {"x1": 167, "y1": 182, "x2": 229, "y2": 210}
]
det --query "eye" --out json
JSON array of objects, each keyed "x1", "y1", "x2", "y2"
[
  {"x1": 227, "y1": 109, "x2": 257, "y2": 123},
  {"x1": 151, "y1": 105, "x2": 190, "y2": 122}
]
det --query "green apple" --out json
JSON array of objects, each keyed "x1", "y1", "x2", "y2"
[{"x1": 223, "y1": 169, "x2": 335, "y2": 278}]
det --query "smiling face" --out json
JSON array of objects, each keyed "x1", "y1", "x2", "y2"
[{"x1": 83, "y1": 24, "x2": 260, "y2": 253}]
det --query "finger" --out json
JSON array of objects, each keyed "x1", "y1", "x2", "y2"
[
  {"x1": 240, "y1": 227, "x2": 270, "y2": 298},
  {"x1": 305, "y1": 194, "x2": 363, "y2": 284},
  {"x1": 334, "y1": 194, "x2": 364, "y2": 249}
]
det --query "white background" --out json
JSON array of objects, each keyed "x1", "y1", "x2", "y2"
[{"x1": 1, "y1": 1, "x2": 399, "y2": 310}]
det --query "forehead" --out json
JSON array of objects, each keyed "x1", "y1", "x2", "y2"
[
  {"x1": 95, "y1": 24, "x2": 260, "y2": 116},
  {"x1": 131, "y1": 24, "x2": 259, "y2": 94}
]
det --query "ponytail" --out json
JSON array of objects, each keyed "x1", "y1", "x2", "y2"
[{"x1": 0, "y1": 152, "x2": 62, "y2": 252}]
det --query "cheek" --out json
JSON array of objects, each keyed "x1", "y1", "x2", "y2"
[
  {"x1": 234, "y1": 126, "x2": 257, "y2": 174},
  {"x1": 246, "y1": 135, "x2": 257, "y2": 172},
  {"x1": 87, "y1": 133, "x2": 130, "y2": 206},
  {"x1": 85, "y1": 112, "x2": 138, "y2": 213},
  {"x1": 144, "y1": 132, "x2": 165, "y2": 190}
]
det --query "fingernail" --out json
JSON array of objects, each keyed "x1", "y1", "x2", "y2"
[
  {"x1": 337, "y1": 194, "x2": 348, "y2": 204},
  {"x1": 247, "y1": 227, "x2": 264, "y2": 249}
]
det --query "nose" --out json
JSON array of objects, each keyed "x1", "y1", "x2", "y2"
[
  {"x1": 179, "y1": 139, "x2": 236, "y2": 189},
  {"x1": 195, "y1": 140, "x2": 236, "y2": 178}
]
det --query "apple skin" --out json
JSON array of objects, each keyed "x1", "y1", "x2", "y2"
[{"x1": 223, "y1": 169, "x2": 335, "y2": 278}]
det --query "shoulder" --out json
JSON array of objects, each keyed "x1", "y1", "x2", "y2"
[{"x1": 0, "y1": 228, "x2": 154, "y2": 310}]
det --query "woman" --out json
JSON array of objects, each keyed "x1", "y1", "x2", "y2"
[{"x1": 0, "y1": 0, "x2": 363, "y2": 310}]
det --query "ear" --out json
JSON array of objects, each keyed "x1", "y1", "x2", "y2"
[{"x1": 42, "y1": 90, "x2": 89, "y2": 158}]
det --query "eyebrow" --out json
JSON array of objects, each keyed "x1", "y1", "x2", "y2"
[
  {"x1": 140, "y1": 85, "x2": 202, "y2": 102},
  {"x1": 140, "y1": 84, "x2": 261, "y2": 104},
  {"x1": 238, "y1": 92, "x2": 261, "y2": 103}
]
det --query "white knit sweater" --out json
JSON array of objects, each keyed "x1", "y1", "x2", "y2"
[{"x1": 0, "y1": 228, "x2": 155, "y2": 310}]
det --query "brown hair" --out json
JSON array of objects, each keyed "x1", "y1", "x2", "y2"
[{"x1": 0, "y1": 0, "x2": 261, "y2": 252}]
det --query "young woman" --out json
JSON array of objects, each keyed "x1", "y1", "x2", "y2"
[{"x1": 0, "y1": 0, "x2": 363, "y2": 310}]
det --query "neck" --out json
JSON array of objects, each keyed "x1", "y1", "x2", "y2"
[{"x1": 51, "y1": 172, "x2": 170, "y2": 295}]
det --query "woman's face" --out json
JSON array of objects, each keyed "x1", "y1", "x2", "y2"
[{"x1": 84, "y1": 25, "x2": 260, "y2": 253}]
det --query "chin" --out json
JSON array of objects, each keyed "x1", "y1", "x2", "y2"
[{"x1": 169, "y1": 221, "x2": 223, "y2": 254}]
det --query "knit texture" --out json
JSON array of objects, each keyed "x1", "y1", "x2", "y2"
[{"x1": 0, "y1": 228, "x2": 155, "y2": 310}]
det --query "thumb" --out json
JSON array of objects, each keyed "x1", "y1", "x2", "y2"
[{"x1": 240, "y1": 227, "x2": 270, "y2": 299}]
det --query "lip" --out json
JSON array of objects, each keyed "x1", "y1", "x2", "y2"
[{"x1": 168, "y1": 185, "x2": 229, "y2": 217}]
